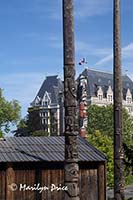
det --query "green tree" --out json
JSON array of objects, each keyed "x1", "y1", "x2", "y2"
[
  {"x1": 87, "y1": 105, "x2": 113, "y2": 136},
  {"x1": 14, "y1": 116, "x2": 49, "y2": 137},
  {"x1": 32, "y1": 130, "x2": 49, "y2": 137},
  {"x1": 13, "y1": 117, "x2": 30, "y2": 137},
  {"x1": 0, "y1": 89, "x2": 21, "y2": 137},
  {"x1": 87, "y1": 105, "x2": 133, "y2": 145},
  {"x1": 87, "y1": 104, "x2": 133, "y2": 186},
  {"x1": 88, "y1": 130, "x2": 114, "y2": 187}
]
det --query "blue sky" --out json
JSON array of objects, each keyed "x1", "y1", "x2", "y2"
[{"x1": 0, "y1": 0, "x2": 133, "y2": 121}]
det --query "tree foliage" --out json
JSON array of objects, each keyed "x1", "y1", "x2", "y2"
[
  {"x1": 87, "y1": 105, "x2": 113, "y2": 136},
  {"x1": 87, "y1": 104, "x2": 133, "y2": 186},
  {"x1": 0, "y1": 89, "x2": 21, "y2": 137},
  {"x1": 87, "y1": 105, "x2": 133, "y2": 142},
  {"x1": 88, "y1": 130, "x2": 114, "y2": 187},
  {"x1": 32, "y1": 130, "x2": 49, "y2": 137},
  {"x1": 14, "y1": 116, "x2": 49, "y2": 137},
  {"x1": 13, "y1": 117, "x2": 30, "y2": 137}
]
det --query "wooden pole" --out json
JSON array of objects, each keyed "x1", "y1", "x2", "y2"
[
  {"x1": 62, "y1": 0, "x2": 79, "y2": 199},
  {"x1": 113, "y1": 0, "x2": 125, "y2": 199}
]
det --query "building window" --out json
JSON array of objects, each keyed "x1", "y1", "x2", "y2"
[
  {"x1": 97, "y1": 86, "x2": 103, "y2": 101},
  {"x1": 42, "y1": 118, "x2": 44, "y2": 125},
  {"x1": 42, "y1": 101, "x2": 48, "y2": 106},
  {"x1": 127, "y1": 97, "x2": 132, "y2": 104},
  {"x1": 108, "y1": 95, "x2": 112, "y2": 102},
  {"x1": 42, "y1": 118, "x2": 47, "y2": 124},
  {"x1": 40, "y1": 112, "x2": 44, "y2": 117},
  {"x1": 98, "y1": 95, "x2": 103, "y2": 100},
  {"x1": 44, "y1": 112, "x2": 48, "y2": 117}
]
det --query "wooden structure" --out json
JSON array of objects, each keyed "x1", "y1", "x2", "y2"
[
  {"x1": 63, "y1": 0, "x2": 79, "y2": 199},
  {"x1": 0, "y1": 136, "x2": 106, "y2": 200},
  {"x1": 113, "y1": 0, "x2": 125, "y2": 199}
]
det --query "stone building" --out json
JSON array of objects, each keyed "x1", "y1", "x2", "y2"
[
  {"x1": 28, "y1": 69, "x2": 133, "y2": 136},
  {"x1": 81, "y1": 68, "x2": 133, "y2": 117},
  {"x1": 28, "y1": 75, "x2": 64, "y2": 136}
]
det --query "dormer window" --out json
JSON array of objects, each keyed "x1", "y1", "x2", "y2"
[
  {"x1": 43, "y1": 101, "x2": 48, "y2": 106},
  {"x1": 98, "y1": 95, "x2": 103, "y2": 100},
  {"x1": 127, "y1": 97, "x2": 132, "y2": 104},
  {"x1": 42, "y1": 91, "x2": 51, "y2": 106},
  {"x1": 126, "y1": 88, "x2": 132, "y2": 104},
  {"x1": 97, "y1": 86, "x2": 103, "y2": 101},
  {"x1": 108, "y1": 95, "x2": 113, "y2": 102},
  {"x1": 107, "y1": 86, "x2": 113, "y2": 102}
]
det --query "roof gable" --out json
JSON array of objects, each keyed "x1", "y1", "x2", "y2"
[{"x1": 33, "y1": 75, "x2": 63, "y2": 105}]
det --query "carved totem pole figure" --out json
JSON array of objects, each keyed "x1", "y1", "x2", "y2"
[
  {"x1": 78, "y1": 75, "x2": 88, "y2": 139},
  {"x1": 62, "y1": 0, "x2": 79, "y2": 199},
  {"x1": 113, "y1": 0, "x2": 125, "y2": 199}
]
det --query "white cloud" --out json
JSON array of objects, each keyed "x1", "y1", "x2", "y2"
[
  {"x1": 75, "y1": 41, "x2": 91, "y2": 53},
  {"x1": 19, "y1": 32, "x2": 63, "y2": 50},
  {"x1": 94, "y1": 54, "x2": 113, "y2": 66},
  {"x1": 28, "y1": 0, "x2": 112, "y2": 21},
  {"x1": 0, "y1": 72, "x2": 45, "y2": 117},
  {"x1": 122, "y1": 43, "x2": 133, "y2": 58},
  {"x1": 74, "y1": 0, "x2": 112, "y2": 18},
  {"x1": 75, "y1": 40, "x2": 112, "y2": 57},
  {"x1": 1, "y1": 56, "x2": 53, "y2": 68},
  {"x1": 31, "y1": 0, "x2": 62, "y2": 21},
  {"x1": 0, "y1": 0, "x2": 112, "y2": 22},
  {"x1": 94, "y1": 43, "x2": 133, "y2": 66}
]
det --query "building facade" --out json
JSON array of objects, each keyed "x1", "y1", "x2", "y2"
[
  {"x1": 28, "y1": 75, "x2": 64, "y2": 136},
  {"x1": 81, "y1": 68, "x2": 133, "y2": 117},
  {"x1": 28, "y1": 69, "x2": 133, "y2": 136}
]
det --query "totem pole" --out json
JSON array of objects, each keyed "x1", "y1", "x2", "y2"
[
  {"x1": 113, "y1": 0, "x2": 125, "y2": 199},
  {"x1": 62, "y1": 0, "x2": 79, "y2": 199},
  {"x1": 63, "y1": 0, "x2": 79, "y2": 200},
  {"x1": 78, "y1": 75, "x2": 88, "y2": 139}
]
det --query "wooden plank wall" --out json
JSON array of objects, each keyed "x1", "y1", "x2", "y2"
[
  {"x1": 0, "y1": 170, "x2": 6, "y2": 200},
  {"x1": 41, "y1": 169, "x2": 64, "y2": 200},
  {"x1": 0, "y1": 163, "x2": 105, "y2": 200},
  {"x1": 79, "y1": 169, "x2": 98, "y2": 200},
  {"x1": 14, "y1": 169, "x2": 36, "y2": 200}
]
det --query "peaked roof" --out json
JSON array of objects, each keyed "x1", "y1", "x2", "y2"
[
  {"x1": 0, "y1": 136, "x2": 106, "y2": 163},
  {"x1": 81, "y1": 68, "x2": 133, "y2": 98},
  {"x1": 35, "y1": 75, "x2": 63, "y2": 105}
]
